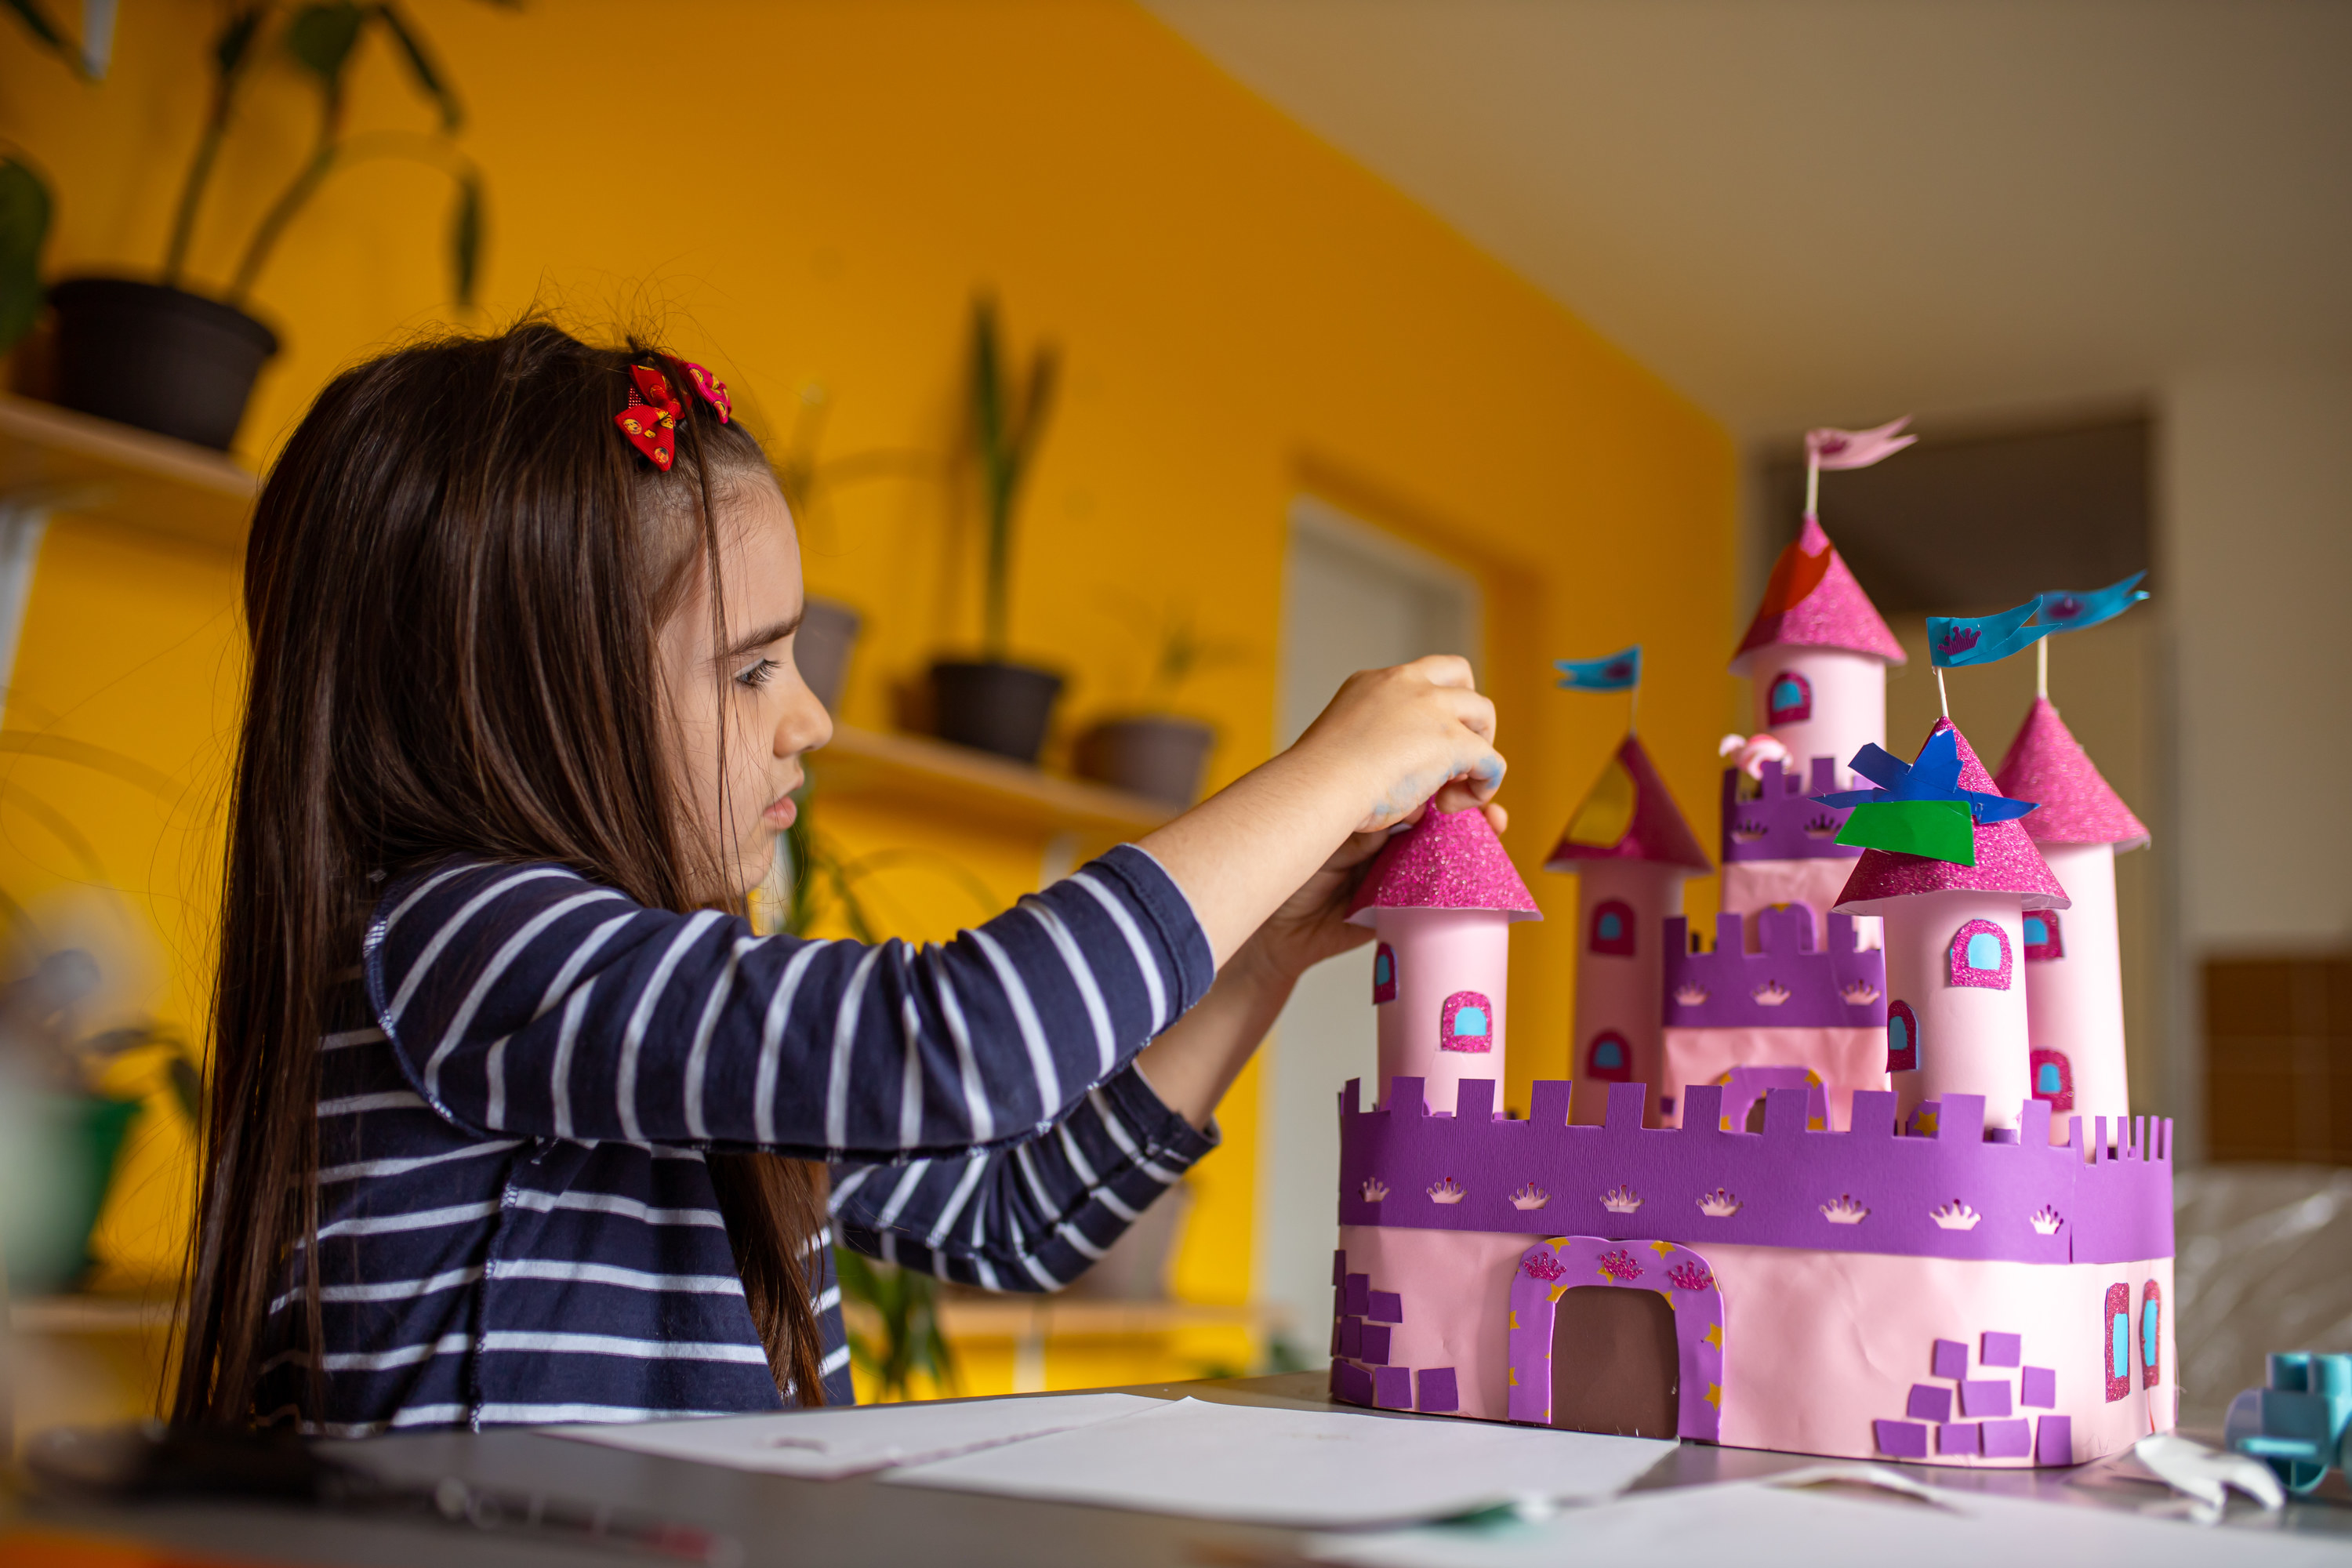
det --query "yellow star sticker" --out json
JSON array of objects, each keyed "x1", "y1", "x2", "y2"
[
  {"x1": 1650, "y1": 1240, "x2": 1675, "y2": 1256},
  {"x1": 1509, "y1": 1311, "x2": 1520, "y2": 1331},
  {"x1": 1704, "y1": 1323, "x2": 1722, "y2": 1348},
  {"x1": 1508, "y1": 1368, "x2": 1519, "y2": 1386},
  {"x1": 1548, "y1": 1284, "x2": 1569, "y2": 1303},
  {"x1": 1706, "y1": 1383, "x2": 1722, "y2": 1407}
]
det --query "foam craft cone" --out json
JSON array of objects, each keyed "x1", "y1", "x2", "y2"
[{"x1": 1835, "y1": 799, "x2": 1976, "y2": 865}]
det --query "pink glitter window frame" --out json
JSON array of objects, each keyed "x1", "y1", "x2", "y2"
[
  {"x1": 2024, "y1": 911, "x2": 2063, "y2": 963},
  {"x1": 1948, "y1": 920, "x2": 2013, "y2": 990},
  {"x1": 1589, "y1": 898, "x2": 1636, "y2": 957},
  {"x1": 1886, "y1": 1000, "x2": 1920, "y2": 1073},
  {"x1": 2140, "y1": 1281, "x2": 2161, "y2": 1389},
  {"x1": 1586, "y1": 1030, "x2": 1633, "y2": 1081},
  {"x1": 2030, "y1": 1048, "x2": 2074, "y2": 1112},
  {"x1": 1372, "y1": 942, "x2": 1397, "y2": 1004},
  {"x1": 1439, "y1": 990, "x2": 1494, "y2": 1053},
  {"x1": 2103, "y1": 1282, "x2": 2132, "y2": 1403},
  {"x1": 1765, "y1": 669, "x2": 1813, "y2": 727}
]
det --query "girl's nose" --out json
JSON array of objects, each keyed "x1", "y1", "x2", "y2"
[{"x1": 779, "y1": 659, "x2": 834, "y2": 758}]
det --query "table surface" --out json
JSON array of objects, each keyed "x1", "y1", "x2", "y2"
[{"x1": 11, "y1": 1374, "x2": 2351, "y2": 1566}]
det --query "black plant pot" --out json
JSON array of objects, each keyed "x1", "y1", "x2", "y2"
[
  {"x1": 1076, "y1": 715, "x2": 1215, "y2": 807},
  {"x1": 49, "y1": 277, "x2": 280, "y2": 452},
  {"x1": 931, "y1": 659, "x2": 1063, "y2": 764}
]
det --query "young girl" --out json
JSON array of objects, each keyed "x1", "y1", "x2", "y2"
[{"x1": 173, "y1": 321, "x2": 1504, "y2": 1434}]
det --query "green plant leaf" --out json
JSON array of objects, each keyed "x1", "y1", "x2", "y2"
[
  {"x1": 285, "y1": 2, "x2": 366, "y2": 96},
  {"x1": 0, "y1": 156, "x2": 53, "y2": 353},
  {"x1": 372, "y1": 2, "x2": 463, "y2": 131},
  {"x1": 214, "y1": 4, "x2": 267, "y2": 79},
  {"x1": 449, "y1": 168, "x2": 481, "y2": 308},
  {"x1": 2, "y1": 0, "x2": 72, "y2": 56}
]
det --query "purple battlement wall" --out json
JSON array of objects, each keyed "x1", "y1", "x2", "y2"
[
  {"x1": 1664, "y1": 906, "x2": 1888, "y2": 1030},
  {"x1": 1338, "y1": 1078, "x2": 2172, "y2": 1265},
  {"x1": 1722, "y1": 757, "x2": 1860, "y2": 864}
]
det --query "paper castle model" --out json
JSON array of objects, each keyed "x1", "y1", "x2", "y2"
[{"x1": 1328, "y1": 492, "x2": 2172, "y2": 1470}]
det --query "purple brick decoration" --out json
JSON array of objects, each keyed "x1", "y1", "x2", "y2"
[
  {"x1": 1344, "y1": 1273, "x2": 1371, "y2": 1317},
  {"x1": 1663, "y1": 909, "x2": 1888, "y2": 1031},
  {"x1": 1338, "y1": 1078, "x2": 2173, "y2": 1265},
  {"x1": 1875, "y1": 1420, "x2": 1929, "y2": 1459},
  {"x1": 2035, "y1": 1415, "x2": 2074, "y2": 1467},
  {"x1": 1980, "y1": 1332, "x2": 2022, "y2": 1368},
  {"x1": 1981, "y1": 1418, "x2": 2033, "y2": 1458},
  {"x1": 1329, "y1": 1320, "x2": 1342, "y2": 1357},
  {"x1": 1367, "y1": 1290, "x2": 1403, "y2": 1324},
  {"x1": 1961, "y1": 1379, "x2": 2013, "y2": 1418},
  {"x1": 1907, "y1": 1384, "x2": 1953, "y2": 1423},
  {"x1": 2020, "y1": 1366, "x2": 2057, "y2": 1408},
  {"x1": 1360, "y1": 1325, "x2": 1392, "y2": 1365},
  {"x1": 1933, "y1": 1339, "x2": 1969, "y2": 1380},
  {"x1": 1333, "y1": 1361, "x2": 1374, "y2": 1408},
  {"x1": 1938, "y1": 1422, "x2": 1980, "y2": 1456},
  {"x1": 1722, "y1": 757, "x2": 1861, "y2": 863},
  {"x1": 1417, "y1": 1367, "x2": 1459, "y2": 1414},
  {"x1": 1333, "y1": 1250, "x2": 1348, "y2": 1287},
  {"x1": 1338, "y1": 1317, "x2": 1363, "y2": 1359},
  {"x1": 1373, "y1": 1367, "x2": 1413, "y2": 1410}
]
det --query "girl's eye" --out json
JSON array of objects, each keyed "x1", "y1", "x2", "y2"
[{"x1": 734, "y1": 657, "x2": 782, "y2": 690}]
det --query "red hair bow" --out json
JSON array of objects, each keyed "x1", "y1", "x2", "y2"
[{"x1": 615, "y1": 358, "x2": 732, "y2": 471}]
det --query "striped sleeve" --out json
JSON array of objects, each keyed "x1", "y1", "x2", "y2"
[
  {"x1": 828, "y1": 1064, "x2": 1215, "y2": 1291},
  {"x1": 362, "y1": 845, "x2": 1213, "y2": 1160}
]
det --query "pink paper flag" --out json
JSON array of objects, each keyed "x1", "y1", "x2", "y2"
[{"x1": 1806, "y1": 417, "x2": 1917, "y2": 470}]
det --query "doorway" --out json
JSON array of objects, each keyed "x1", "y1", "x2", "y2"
[{"x1": 1550, "y1": 1285, "x2": 1680, "y2": 1437}]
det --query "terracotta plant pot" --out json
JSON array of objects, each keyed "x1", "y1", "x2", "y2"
[
  {"x1": 929, "y1": 659, "x2": 1063, "y2": 764},
  {"x1": 1075, "y1": 715, "x2": 1215, "y2": 807},
  {"x1": 793, "y1": 597, "x2": 862, "y2": 713},
  {"x1": 48, "y1": 277, "x2": 279, "y2": 452}
]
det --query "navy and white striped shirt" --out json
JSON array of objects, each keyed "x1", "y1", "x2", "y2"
[{"x1": 260, "y1": 844, "x2": 1215, "y2": 1433}]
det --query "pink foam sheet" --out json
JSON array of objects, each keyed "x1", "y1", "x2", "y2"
[
  {"x1": 1506, "y1": 1236, "x2": 1726, "y2": 1439},
  {"x1": 1700, "y1": 1244, "x2": 2175, "y2": 1467},
  {"x1": 1350, "y1": 807, "x2": 1541, "y2": 923},
  {"x1": 1372, "y1": 908, "x2": 1513, "y2": 1116},
  {"x1": 1722, "y1": 858, "x2": 1882, "y2": 954},
  {"x1": 1334, "y1": 1225, "x2": 1539, "y2": 1421},
  {"x1": 1661, "y1": 1027, "x2": 1889, "y2": 1131},
  {"x1": 1570, "y1": 859, "x2": 1686, "y2": 1127},
  {"x1": 1835, "y1": 720, "x2": 2068, "y2": 913},
  {"x1": 1747, "y1": 648, "x2": 1888, "y2": 791},
  {"x1": 1994, "y1": 697, "x2": 2150, "y2": 851},
  {"x1": 1544, "y1": 735, "x2": 1711, "y2": 873},
  {"x1": 1731, "y1": 517, "x2": 1907, "y2": 673},
  {"x1": 2025, "y1": 842, "x2": 2129, "y2": 1144},
  {"x1": 1875, "y1": 890, "x2": 2034, "y2": 1131}
]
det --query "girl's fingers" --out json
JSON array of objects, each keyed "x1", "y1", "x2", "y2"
[{"x1": 1407, "y1": 654, "x2": 1477, "y2": 691}]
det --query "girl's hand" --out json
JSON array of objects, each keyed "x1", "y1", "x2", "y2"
[{"x1": 1287, "y1": 655, "x2": 1503, "y2": 833}]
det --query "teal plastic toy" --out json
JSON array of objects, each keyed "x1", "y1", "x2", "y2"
[{"x1": 2226, "y1": 1352, "x2": 2352, "y2": 1494}]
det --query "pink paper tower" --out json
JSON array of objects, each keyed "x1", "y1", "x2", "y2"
[
  {"x1": 1725, "y1": 517, "x2": 1907, "y2": 946},
  {"x1": 1544, "y1": 735, "x2": 1711, "y2": 1126},
  {"x1": 1833, "y1": 720, "x2": 2070, "y2": 1131},
  {"x1": 1347, "y1": 808, "x2": 1542, "y2": 1115},
  {"x1": 1994, "y1": 698, "x2": 2150, "y2": 1147}
]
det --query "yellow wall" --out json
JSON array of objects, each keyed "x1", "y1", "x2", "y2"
[{"x1": 0, "y1": 0, "x2": 1733, "y2": 1385}]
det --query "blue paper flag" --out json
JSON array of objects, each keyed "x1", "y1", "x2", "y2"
[
  {"x1": 1927, "y1": 601, "x2": 2048, "y2": 668},
  {"x1": 1813, "y1": 729, "x2": 2038, "y2": 825},
  {"x1": 2034, "y1": 572, "x2": 2148, "y2": 636},
  {"x1": 1554, "y1": 645, "x2": 1641, "y2": 692}
]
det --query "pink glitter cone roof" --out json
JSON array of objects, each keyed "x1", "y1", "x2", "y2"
[
  {"x1": 1833, "y1": 719, "x2": 2070, "y2": 912},
  {"x1": 1544, "y1": 735, "x2": 1712, "y2": 873},
  {"x1": 1730, "y1": 516, "x2": 1907, "y2": 673},
  {"x1": 1993, "y1": 697, "x2": 2151, "y2": 851},
  {"x1": 1347, "y1": 806, "x2": 1542, "y2": 926}
]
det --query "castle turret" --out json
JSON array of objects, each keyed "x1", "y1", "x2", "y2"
[
  {"x1": 1545, "y1": 735, "x2": 1711, "y2": 1125},
  {"x1": 1347, "y1": 808, "x2": 1541, "y2": 1116},
  {"x1": 1832, "y1": 720, "x2": 2069, "y2": 1132},
  {"x1": 1994, "y1": 698, "x2": 2150, "y2": 1146}
]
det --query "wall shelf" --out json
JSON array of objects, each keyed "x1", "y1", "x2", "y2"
[
  {"x1": 813, "y1": 724, "x2": 1177, "y2": 842},
  {"x1": 0, "y1": 394, "x2": 256, "y2": 553}
]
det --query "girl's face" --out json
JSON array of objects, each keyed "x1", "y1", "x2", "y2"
[{"x1": 655, "y1": 471, "x2": 833, "y2": 901}]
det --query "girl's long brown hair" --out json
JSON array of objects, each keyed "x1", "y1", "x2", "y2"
[{"x1": 173, "y1": 321, "x2": 827, "y2": 1426}]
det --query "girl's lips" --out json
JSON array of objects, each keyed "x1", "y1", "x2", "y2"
[{"x1": 763, "y1": 793, "x2": 799, "y2": 829}]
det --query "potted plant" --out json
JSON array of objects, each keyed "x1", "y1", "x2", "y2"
[
  {"x1": 1074, "y1": 604, "x2": 1248, "y2": 806},
  {"x1": 44, "y1": 2, "x2": 493, "y2": 452},
  {"x1": 929, "y1": 296, "x2": 1064, "y2": 764}
]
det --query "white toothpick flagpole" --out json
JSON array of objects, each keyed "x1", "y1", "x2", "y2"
[
  {"x1": 1805, "y1": 453, "x2": 1820, "y2": 517},
  {"x1": 1936, "y1": 666, "x2": 1951, "y2": 719},
  {"x1": 2037, "y1": 637, "x2": 2049, "y2": 701}
]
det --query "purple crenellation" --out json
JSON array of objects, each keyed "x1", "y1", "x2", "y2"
[
  {"x1": 1663, "y1": 907, "x2": 1889, "y2": 1029},
  {"x1": 1336, "y1": 1077, "x2": 2173, "y2": 1265},
  {"x1": 1722, "y1": 757, "x2": 1861, "y2": 863}
]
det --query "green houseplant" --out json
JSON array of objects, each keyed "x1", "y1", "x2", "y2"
[
  {"x1": 928, "y1": 295, "x2": 1065, "y2": 764},
  {"x1": 47, "y1": 1, "x2": 495, "y2": 451}
]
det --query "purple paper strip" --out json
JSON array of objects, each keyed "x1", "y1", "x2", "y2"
[
  {"x1": 1938, "y1": 1422, "x2": 1980, "y2": 1456},
  {"x1": 1663, "y1": 908, "x2": 1888, "y2": 1029},
  {"x1": 1417, "y1": 1367, "x2": 1460, "y2": 1414},
  {"x1": 2035, "y1": 1414, "x2": 2074, "y2": 1467},
  {"x1": 1333, "y1": 1250, "x2": 1348, "y2": 1287},
  {"x1": 1361, "y1": 1325, "x2": 1392, "y2": 1365},
  {"x1": 1344, "y1": 1273, "x2": 1371, "y2": 1317},
  {"x1": 1367, "y1": 1290, "x2": 1403, "y2": 1324},
  {"x1": 1338, "y1": 1078, "x2": 2172, "y2": 1265},
  {"x1": 2020, "y1": 1366, "x2": 2056, "y2": 1407},
  {"x1": 1907, "y1": 1384, "x2": 1953, "y2": 1423},
  {"x1": 1329, "y1": 1319, "x2": 1341, "y2": 1357},
  {"x1": 1338, "y1": 1317, "x2": 1363, "y2": 1359},
  {"x1": 1933, "y1": 1339, "x2": 1969, "y2": 1380},
  {"x1": 1875, "y1": 1420, "x2": 1929, "y2": 1459},
  {"x1": 1982, "y1": 1418, "x2": 2032, "y2": 1458},
  {"x1": 1333, "y1": 1361, "x2": 1374, "y2": 1408},
  {"x1": 1721, "y1": 757, "x2": 1864, "y2": 864},
  {"x1": 1980, "y1": 1331, "x2": 2022, "y2": 1368},
  {"x1": 1373, "y1": 1367, "x2": 1413, "y2": 1410}
]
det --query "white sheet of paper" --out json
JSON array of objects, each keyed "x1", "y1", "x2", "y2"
[
  {"x1": 884, "y1": 1396, "x2": 1676, "y2": 1526},
  {"x1": 1308, "y1": 1467, "x2": 2352, "y2": 1568},
  {"x1": 550, "y1": 1391, "x2": 1164, "y2": 1479}
]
